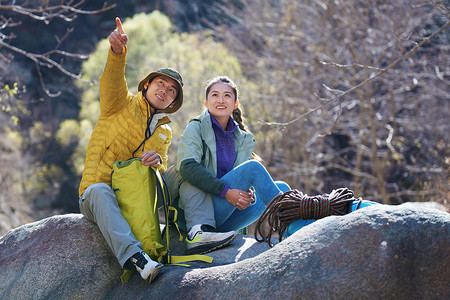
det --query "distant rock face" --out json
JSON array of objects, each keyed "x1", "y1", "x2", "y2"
[
  {"x1": 0, "y1": 206, "x2": 449, "y2": 300},
  {"x1": 0, "y1": 136, "x2": 34, "y2": 237}
]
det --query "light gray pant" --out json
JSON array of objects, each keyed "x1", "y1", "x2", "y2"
[
  {"x1": 179, "y1": 181, "x2": 216, "y2": 231},
  {"x1": 79, "y1": 182, "x2": 141, "y2": 267}
]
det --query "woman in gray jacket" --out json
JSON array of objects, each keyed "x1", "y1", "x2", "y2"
[{"x1": 176, "y1": 76, "x2": 289, "y2": 254}]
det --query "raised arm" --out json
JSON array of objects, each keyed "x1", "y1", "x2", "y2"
[{"x1": 99, "y1": 17, "x2": 130, "y2": 116}]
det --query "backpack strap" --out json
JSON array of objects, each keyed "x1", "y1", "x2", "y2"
[{"x1": 151, "y1": 168, "x2": 213, "y2": 265}]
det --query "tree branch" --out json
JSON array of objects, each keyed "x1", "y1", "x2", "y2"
[
  {"x1": 0, "y1": 1, "x2": 115, "y2": 24},
  {"x1": 263, "y1": 19, "x2": 449, "y2": 127},
  {"x1": 0, "y1": 1, "x2": 115, "y2": 97}
]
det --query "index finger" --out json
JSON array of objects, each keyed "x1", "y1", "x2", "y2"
[{"x1": 115, "y1": 17, "x2": 125, "y2": 34}]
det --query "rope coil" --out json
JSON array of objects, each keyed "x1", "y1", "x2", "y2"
[{"x1": 255, "y1": 187, "x2": 359, "y2": 247}]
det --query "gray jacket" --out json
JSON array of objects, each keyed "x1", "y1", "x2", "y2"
[{"x1": 177, "y1": 109, "x2": 255, "y2": 196}]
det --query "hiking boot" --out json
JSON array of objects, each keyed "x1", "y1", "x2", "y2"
[
  {"x1": 185, "y1": 224, "x2": 236, "y2": 255},
  {"x1": 129, "y1": 251, "x2": 163, "y2": 283}
]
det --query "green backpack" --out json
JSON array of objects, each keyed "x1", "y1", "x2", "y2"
[{"x1": 111, "y1": 158, "x2": 212, "y2": 284}]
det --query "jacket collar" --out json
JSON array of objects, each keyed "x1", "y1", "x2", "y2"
[
  {"x1": 138, "y1": 92, "x2": 171, "y2": 134},
  {"x1": 197, "y1": 109, "x2": 253, "y2": 144}
]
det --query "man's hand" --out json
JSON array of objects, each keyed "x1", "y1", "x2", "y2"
[
  {"x1": 109, "y1": 17, "x2": 128, "y2": 54},
  {"x1": 141, "y1": 151, "x2": 161, "y2": 168}
]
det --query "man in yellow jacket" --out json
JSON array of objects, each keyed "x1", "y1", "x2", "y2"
[{"x1": 78, "y1": 17, "x2": 182, "y2": 283}]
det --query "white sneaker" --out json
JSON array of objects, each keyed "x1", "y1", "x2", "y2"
[
  {"x1": 130, "y1": 251, "x2": 163, "y2": 283},
  {"x1": 185, "y1": 224, "x2": 236, "y2": 255}
]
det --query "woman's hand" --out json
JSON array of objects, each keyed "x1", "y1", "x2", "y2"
[
  {"x1": 109, "y1": 17, "x2": 128, "y2": 54},
  {"x1": 225, "y1": 188, "x2": 255, "y2": 210},
  {"x1": 141, "y1": 151, "x2": 161, "y2": 168}
]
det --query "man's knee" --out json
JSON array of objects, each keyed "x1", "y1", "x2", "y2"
[
  {"x1": 83, "y1": 183, "x2": 116, "y2": 208},
  {"x1": 89, "y1": 182, "x2": 114, "y2": 196}
]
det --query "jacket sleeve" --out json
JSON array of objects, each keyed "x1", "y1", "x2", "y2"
[
  {"x1": 177, "y1": 121, "x2": 225, "y2": 196},
  {"x1": 99, "y1": 47, "x2": 130, "y2": 117},
  {"x1": 179, "y1": 159, "x2": 225, "y2": 196}
]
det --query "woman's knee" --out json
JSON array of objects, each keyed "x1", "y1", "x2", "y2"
[{"x1": 239, "y1": 160, "x2": 265, "y2": 175}]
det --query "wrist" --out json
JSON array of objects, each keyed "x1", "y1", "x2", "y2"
[
  {"x1": 219, "y1": 184, "x2": 230, "y2": 198},
  {"x1": 110, "y1": 45, "x2": 126, "y2": 55}
]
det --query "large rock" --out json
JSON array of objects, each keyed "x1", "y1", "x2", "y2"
[
  {"x1": 0, "y1": 214, "x2": 123, "y2": 299},
  {"x1": 0, "y1": 205, "x2": 448, "y2": 299}
]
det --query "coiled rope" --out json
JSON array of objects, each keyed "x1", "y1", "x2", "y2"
[{"x1": 254, "y1": 187, "x2": 359, "y2": 247}]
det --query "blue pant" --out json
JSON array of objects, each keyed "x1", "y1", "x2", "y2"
[
  {"x1": 202, "y1": 159, "x2": 380, "y2": 237},
  {"x1": 252, "y1": 180, "x2": 380, "y2": 237},
  {"x1": 283, "y1": 198, "x2": 380, "y2": 237},
  {"x1": 214, "y1": 160, "x2": 286, "y2": 231}
]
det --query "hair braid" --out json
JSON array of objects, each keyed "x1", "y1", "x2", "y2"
[
  {"x1": 232, "y1": 106, "x2": 248, "y2": 132},
  {"x1": 233, "y1": 106, "x2": 262, "y2": 162}
]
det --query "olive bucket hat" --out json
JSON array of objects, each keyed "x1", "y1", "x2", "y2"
[{"x1": 138, "y1": 68, "x2": 184, "y2": 114}]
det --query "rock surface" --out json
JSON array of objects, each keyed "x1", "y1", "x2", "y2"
[{"x1": 0, "y1": 205, "x2": 449, "y2": 300}]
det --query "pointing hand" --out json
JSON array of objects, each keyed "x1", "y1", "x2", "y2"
[{"x1": 109, "y1": 17, "x2": 128, "y2": 54}]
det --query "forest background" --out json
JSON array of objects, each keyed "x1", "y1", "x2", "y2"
[{"x1": 0, "y1": 0, "x2": 448, "y2": 235}]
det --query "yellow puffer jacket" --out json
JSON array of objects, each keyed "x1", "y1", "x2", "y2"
[{"x1": 78, "y1": 48, "x2": 172, "y2": 197}]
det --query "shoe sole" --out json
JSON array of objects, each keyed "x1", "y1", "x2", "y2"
[{"x1": 185, "y1": 234, "x2": 237, "y2": 255}]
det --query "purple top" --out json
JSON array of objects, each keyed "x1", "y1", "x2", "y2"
[{"x1": 210, "y1": 113, "x2": 237, "y2": 197}]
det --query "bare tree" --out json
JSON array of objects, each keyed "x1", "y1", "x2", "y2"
[
  {"x1": 0, "y1": 0, "x2": 114, "y2": 97},
  {"x1": 214, "y1": 0, "x2": 449, "y2": 206}
]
